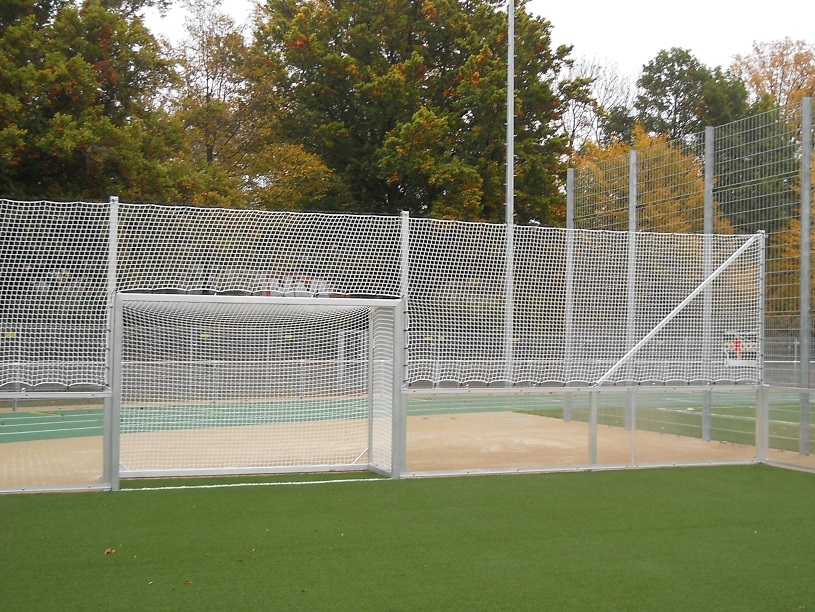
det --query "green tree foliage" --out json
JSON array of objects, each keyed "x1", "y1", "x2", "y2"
[
  {"x1": 170, "y1": 0, "x2": 344, "y2": 209},
  {"x1": 0, "y1": 0, "x2": 192, "y2": 201},
  {"x1": 634, "y1": 48, "x2": 749, "y2": 140},
  {"x1": 711, "y1": 104, "x2": 801, "y2": 232},
  {"x1": 1, "y1": 0, "x2": 68, "y2": 31},
  {"x1": 169, "y1": 0, "x2": 250, "y2": 206},
  {"x1": 255, "y1": 0, "x2": 585, "y2": 223},
  {"x1": 597, "y1": 103, "x2": 637, "y2": 146}
]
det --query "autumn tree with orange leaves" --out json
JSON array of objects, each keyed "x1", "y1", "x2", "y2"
[{"x1": 731, "y1": 38, "x2": 815, "y2": 107}]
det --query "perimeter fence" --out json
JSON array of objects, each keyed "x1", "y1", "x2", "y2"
[
  {"x1": 0, "y1": 201, "x2": 762, "y2": 391},
  {"x1": 1, "y1": 197, "x2": 774, "y2": 490},
  {"x1": 570, "y1": 97, "x2": 813, "y2": 389},
  {"x1": 569, "y1": 97, "x2": 814, "y2": 464},
  {"x1": 2, "y1": 100, "x2": 814, "y2": 491}
]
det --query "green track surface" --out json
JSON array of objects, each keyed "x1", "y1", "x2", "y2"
[
  {"x1": 0, "y1": 409, "x2": 103, "y2": 442},
  {"x1": 2, "y1": 392, "x2": 812, "y2": 455},
  {"x1": 1, "y1": 466, "x2": 814, "y2": 610}
]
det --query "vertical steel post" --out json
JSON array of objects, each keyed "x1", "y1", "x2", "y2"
[
  {"x1": 800, "y1": 97, "x2": 812, "y2": 455},
  {"x1": 564, "y1": 168, "x2": 575, "y2": 420},
  {"x1": 105, "y1": 293, "x2": 123, "y2": 491},
  {"x1": 625, "y1": 151, "x2": 637, "y2": 430},
  {"x1": 400, "y1": 211, "x2": 410, "y2": 298},
  {"x1": 367, "y1": 309, "x2": 375, "y2": 466},
  {"x1": 391, "y1": 301, "x2": 407, "y2": 478},
  {"x1": 757, "y1": 384, "x2": 769, "y2": 463},
  {"x1": 757, "y1": 232, "x2": 769, "y2": 462},
  {"x1": 589, "y1": 389, "x2": 598, "y2": 465},
  {"x1": 504, "y1": 0, "x2": 515, "y2": 387},
  {"x1": 102, "y1": 196, "x2": 119, "y2": 490},
  {"x1": 703, "y1": 126, "x2": 715, "y2": 441},
  {"x1": 399, "y1": 210, "x2": 410, "y2": 388},
  {"x1": 396, "y1": 212, "x2": 410, "y2": 475}
]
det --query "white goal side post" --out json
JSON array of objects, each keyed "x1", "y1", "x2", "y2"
[{"x1": 105, "y1": 294, "x2": 406, "y2": 489}]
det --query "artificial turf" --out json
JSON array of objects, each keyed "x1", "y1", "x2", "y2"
[{"x1": 1, "y1": 464, "x2": 814, "y2": 610}]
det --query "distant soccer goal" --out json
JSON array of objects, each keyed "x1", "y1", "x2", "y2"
[{"x1": 107, "y1": 294, "x2": 405, "y2": 487}]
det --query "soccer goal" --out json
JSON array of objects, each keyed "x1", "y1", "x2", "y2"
[{"x1": 106, "y1": 294, "x2": 406, "y2": 488}]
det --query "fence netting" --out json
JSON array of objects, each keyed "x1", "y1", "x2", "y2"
[
  {"x1": 572, "y1": 101, "x2": 813, "y2": 386},
  {"x1": 1, "y1": 200, "x2": 763, "y2": 390}
]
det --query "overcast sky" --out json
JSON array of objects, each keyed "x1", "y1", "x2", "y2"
[
  {"x1": 535, "y1": 1, "x2": 815, "y2": 79},
  {"x1": 145, "y1": 0, "x2": 815, "y2": 80}
]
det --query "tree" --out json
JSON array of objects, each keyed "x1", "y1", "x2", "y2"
[
  {"x1": 254, "y1": 0, "x2": 588, "y2": 223},
  {"x1": 168, "y1": 0, "x2": 249, "y2": 206},
  {"x1": 1, "y1": 0, "x2": 69, "y2": 32},
  {"x1": 635, "y1": 48, "x2": 748, "y2": 140},
  {"x1": 731, "y1": 38, "x2": 815, "y2": 108},
  {"x1": 560, "y1": 56, "x2": 633, "y2": 150},
  {"x1": 573, "y1": 125, "x2": 734, "y2": 234},
  {"x1": 166, "y1": 0, "x2": 346, "y2": 208},
  {"x1": 0, "y1": 0, "x2": 191, "y2": 201},
  {"x1": 765, "y1": 215, "x2": 815, "y2": 336},
  {"x1": 598, "y1": 103, "x2": 637, "y2": 146}
]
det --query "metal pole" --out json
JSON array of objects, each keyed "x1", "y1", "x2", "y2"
[
  {"x1": 800, "y1": 96, "x2": 812, "y2": 455},
  {"x1": 564, "y1": 168, "x2": 575, "y2": 420},
  {"x1": 589, "y1": 389, "x2": 598, "y2": 465},
  {"x1": 105, "y1": 293, "x2": 123, "y2": 491},
  {"x1": 400, "y1": 210, "x2": 410, "y2": 390},
  {"x1": 625, "y1": 151, "x2": 637, "y2": 429},
  {"x1": 702, "y1": 126, "x2": 715, "y2": 441},
  {"x1": 504, "y1": 0, "x2": 515, "y2": 387},
  {"x1": 400, "y1": 211, "x2": 410, "y2": 298},
  {"x1": 103, "y1": 196, "x2": 119, "y2": 489},
  {"x1": 757, "y1": 232, "x2": 769, "y2": 462},
  {"x1": 391, "y1": 301, "x2": 407, "y2": 478}
]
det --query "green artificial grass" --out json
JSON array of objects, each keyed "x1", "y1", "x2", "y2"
[{"x1": 2, "y1": 465, "x2": 814, "y2": 610}]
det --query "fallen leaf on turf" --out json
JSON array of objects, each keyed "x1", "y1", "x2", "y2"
[
  {"x1": 104, "y1": 548, "x2": 116, "y2": 555},
  {"x1": 185, "y1": 579, "x2": 192, "y2": 585}
]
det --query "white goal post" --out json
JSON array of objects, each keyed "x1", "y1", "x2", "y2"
[{"x1": 106, "y1": 294, "x2": 406, "y2": 489}]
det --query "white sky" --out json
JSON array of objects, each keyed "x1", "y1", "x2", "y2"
[
  {"x1": 145, "y1": 0, "x2": 815, "y2": 80},
  {"x1": 535, "y1": 1, "x2": 815, "y2": 79}
]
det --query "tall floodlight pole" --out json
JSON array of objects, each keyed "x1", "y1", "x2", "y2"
[{"x1": 504, "y1": 0, "x2": 515, "y2": 386}]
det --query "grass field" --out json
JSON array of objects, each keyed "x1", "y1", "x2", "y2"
[{"x1": 1, "y1": 465, "x2": 814, "y2": 610}]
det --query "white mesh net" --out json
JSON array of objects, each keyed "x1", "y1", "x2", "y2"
[
  {"x1": 117, "y1": 205, "x2": 403, "y2": 296},
  {"x1": 0, "y1": 200, "x2": 765, "y2": 396},
  {"x1": 561, "y1": 231, "x2": 762, "y2": 385},
  {"x1": 0, "y1": 200, "x2": 110, "y2": 390},
  {"x1": 115, "y1": 296, "x2": 399, "y2": 477}
]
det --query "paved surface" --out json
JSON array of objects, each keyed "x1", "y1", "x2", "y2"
[{"x1": 6, "y1": 411, "x2": 815, "y2": 490}]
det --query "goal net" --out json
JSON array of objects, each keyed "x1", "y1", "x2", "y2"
[{"x1": 109, "y1": 294, "x2": 405, "y2": 485}]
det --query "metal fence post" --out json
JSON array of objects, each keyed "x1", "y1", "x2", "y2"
[
  {"x1": 757, "y1": 231, "x2": 769, "y2": 461},
  {"x1": 103, "y1": 196, "x2": 119, "y2": 489},
  {"x1": 625, "y1": 151, "x2": 637, "y2": 430},
  {"x1": 400, "y1": 210, "x2": 410, "y2": 390},
  {"x1": 800, "y1": 97, "x2": 812, "y2": 455},
  {"x1": 589, "y1": 389, "x2": 598, "y2": 465},
  {"x1": 564, "y1": 168, "x2": 575, "y2": 420},
  {"x1": 504, "y1": 0, "x2": 515, "y2": 388},
  {"x1": 703, "y1": 126, "x2": 715, "y2": 441}
]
